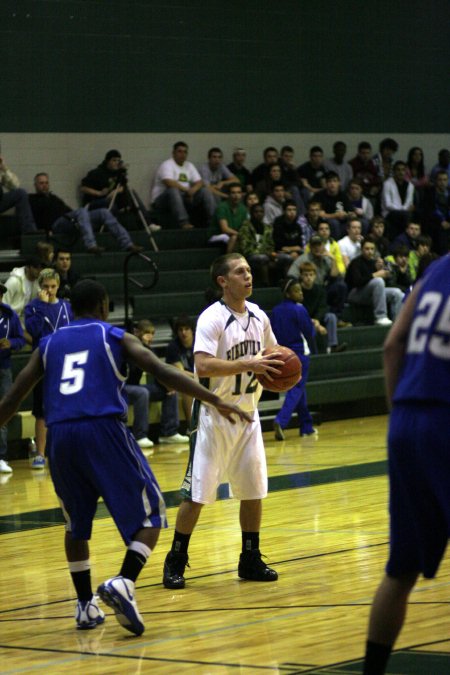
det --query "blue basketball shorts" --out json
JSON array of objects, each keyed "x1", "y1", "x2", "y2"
[
  {"x1": 387, "y1": 402, "x2": 450, "y2": 579},
  {"x1": 47, "y1": 416, "x2": 167, "y2": 543}
]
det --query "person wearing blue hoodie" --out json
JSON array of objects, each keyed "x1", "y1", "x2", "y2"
[
  {"x1": 270, "y1": 278, "x2": 317, "y2": 440},
  {"x1": 25, "y1": 268, "x2": 72, "y2": 469},
  {"x1": 0, "y1": 282, "x2": 26, "y2": 473}
]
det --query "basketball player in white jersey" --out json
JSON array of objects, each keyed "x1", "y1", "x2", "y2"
[{"x1": 163, "y1": 253, "x2": 284, "y2": 589}]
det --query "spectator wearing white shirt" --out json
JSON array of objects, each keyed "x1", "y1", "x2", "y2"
[
  {"x1": 338, "y1": 219, "x2": 363, "y2": 268},
  {"x1": 381, "y1": 160, "x2": 415, "y2": 239},
  {"x1": 151, "y1": 141, "x2": 216, "y2": 229}
]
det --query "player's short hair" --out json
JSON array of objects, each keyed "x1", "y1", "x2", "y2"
[
  {"x1": 70, "y1": 280, "x2": 107, "y2": 315},
  {"x1": 358, "y1": 141, "x2": 372, "y2": 152},
  {"x1": 210, "y1": 253, "x2": 245, "y2": 286},
  {"x1": 173, "y1": 140, "x2": 188, "y2": 151},
  {"x1": 38, "y1": 268, "x2": 59, "y2": 287}
]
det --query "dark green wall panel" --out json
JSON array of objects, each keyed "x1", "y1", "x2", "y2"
[{"x1": 2, "y1": 0, "x2": 449, "y2": 132}]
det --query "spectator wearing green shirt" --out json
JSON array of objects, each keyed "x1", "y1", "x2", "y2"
[{"x1": 208, "y1": 183, "x2": 247, "y2": 252}]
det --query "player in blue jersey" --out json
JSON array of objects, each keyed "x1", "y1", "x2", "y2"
[
  {"x1": 0, "y1": 279, "x2": 252, "y2": 637},
  {"x1": 25, "y1": 268, "x2": 73, "y2": 469},
  {"x1": 363, "y1": 255, "x2": 450, "y2": 674},
  {"x1": 270, "y1": 278, "x2": 317, "y2": 440}
]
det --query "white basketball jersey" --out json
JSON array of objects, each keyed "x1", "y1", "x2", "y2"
[{"x1": 194, "y1": 300, "x2": 277, "y2": 412}]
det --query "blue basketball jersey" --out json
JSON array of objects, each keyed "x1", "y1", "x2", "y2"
[
  {"x1": 393, "y1": 255, "x2": 450, "y2": 405},
  {"x1": 39, "y1": 319, "x2": 127, "y2": 425}
]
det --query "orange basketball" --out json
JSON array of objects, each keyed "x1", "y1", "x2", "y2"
[{"x1": 256, "y1": 345, "x2": 302, "y2": 392}]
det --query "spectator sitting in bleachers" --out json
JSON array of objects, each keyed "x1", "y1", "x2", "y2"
[
  {"x1": 346, "y1": 179, "x2": 373, "y2": 232},
  {"x1": 0, "y1": 155, "x2": 38, "y2": 234},
  {"x1": 272, "y1": 200, "x2": 303, "y2": 276},
  {"x1": 345, "y1": 239, "x2": 403, "y2": 326},
  {"x1": 306, "y1": 221, "x2": 346, "y2": 277},
  {"x1": 35, "y1": 240, "x2": 55, "y2": 266},
  {"x1": 207, "y1": 183, "x2": 247, "y2": 252},
  {"x1": 244, "y1": 191, "x2": 260, "y2": 217},
  {"x1": 278, "y1": 146, "x2": 307, "y2": 215},
  {"x1": 313, "y1": 170, "x2": 353, "y2": 239},
  {"x1": 53, "y1": 248, "x2": 82, "y2": 299},
  {"x1": 404, "y1": 146, "x2": 429, "y2": 190},
  {"x1": 408, "y1": 235, "x2": 435, "y2": 281},
  {"x1": 29, "y1": 172, "x2": 142, "y2": 255},
  {"x1": 263, "y1": 182, "x2": 286, "y2": 225},
  {"x1": 251, "y1": 146, "x2": 279, "y2": 187},
  {"x1": 324, "y1": 141, "x2": 353, "y2": 191},
  {"x1": 381, "y1": 160, "x2": 416, "y2": 239},
  {"x1": 227, "y1": 148, "x2": 253, "y2": 193},
  {"x1": 299, "y1": 261, "x2": 347, "y2": 354},
  {"x1": 349, "y1": 142, "x2": 381, "y2": 198},
  {"x1": 166, "y1": 314, "x2": 195, "y2": 424},
  {"x1": 199, "y1": 147, "x2": 237, "y2": 205},
  {"x1": 389, "y1": 221, "x2": 421, "y2": 253},
  {"x1": 429, "y1": 148, "x2": 450, "y2": 186},
  {"x1": 80, "y1": 149, "x2": 127, "y2": 211},
  {"x1": 338, "y1": 218, "x2": 363, "y2": 268},
  {"x1": 255, "y1": 163, "x2": 289, "y2": 203},
  {"x1": 366, "y1": 216, "x2": 390, "y2": 259},
  {"x1": 289, "y1": 235, "x2": 347, "y2": 321},
  {"x1": 236, "y1": 203, "x2": 273, "y2": 286},
  {"x1": 3, "y1": 256, "x2": 43, "y2": 325},
  {"x1": 372, "y1": 137, "x2": 399, "y2": 182},
  {"x1": 423, "y1": 170, "x2": 450, "y2": 254},
  {"x1": 125, "y1": 319, "x2": 189, "y2": 451},
  {"x1": 297, "y1": 146, "x2": 327, "y2": 198},
  {"x1": 385, "y1": 245, "x2": 414, "y2": 293},
  {"x1": 150, "y1": 141, "x2": 216, "y2": 229},
  {"x1": 297, "y1": 200, "x2": 327, "y2": 245}
]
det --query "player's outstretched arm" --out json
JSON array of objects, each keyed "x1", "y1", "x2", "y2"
[
  {"x1": 122, "y1": 334, "x2": 251, "y2": 422},
  {"x1": 0, "y1": 350, "x2": 43, "y2": 426}
]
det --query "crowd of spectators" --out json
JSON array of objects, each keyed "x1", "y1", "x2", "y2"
[{"x1": 0, "y1": 137, "x2": 448, "y2": 472}]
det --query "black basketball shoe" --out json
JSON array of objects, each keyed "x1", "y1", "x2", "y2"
[
  {"x1": 163, "y1": 551, "x2": 189, "y2": 589},
  {"x1": 238, "y1": 549, "x2": 278, "y2": 581}
]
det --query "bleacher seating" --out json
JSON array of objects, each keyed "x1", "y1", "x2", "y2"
[{"x1": 1, "y1": 214, "x2": 390, "y2": 452}]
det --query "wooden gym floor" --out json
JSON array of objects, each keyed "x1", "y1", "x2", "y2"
[{"x1": 0, "y1": 415, "x2": 449, "y2": 674}]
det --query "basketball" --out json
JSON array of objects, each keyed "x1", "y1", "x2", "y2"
[{"x1": 256, "y1": 345, "x2": 302, "y2": 392}]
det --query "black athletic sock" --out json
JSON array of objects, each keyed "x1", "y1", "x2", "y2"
[
  {"x1": 242, "y1": 531, "x2": 259, "y2": 553},
  {"x1": 363, "y1": 640, "x2": 392, "y2": 675},
  {"x1": 171, "y1": 531, "x2": 191, "y2": 555},
  {"x1": 120, "y1": 550, "x2": 147, "y2": 583},
  {"x1": 71, "y1": 570, "x2": 93, "y2": 602}
]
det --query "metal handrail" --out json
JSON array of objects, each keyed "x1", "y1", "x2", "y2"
[{"x1": 123, "y1": 251, "x2": 159, "y2": 331}]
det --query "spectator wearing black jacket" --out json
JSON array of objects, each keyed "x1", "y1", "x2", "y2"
[{"x1": 346, "y1": 240, "x2": 403, "y2": 326}]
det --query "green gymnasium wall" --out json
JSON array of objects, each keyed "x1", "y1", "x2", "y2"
[{"x1": 1, "y1": 0, "x2": 449, "y2": 133}]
